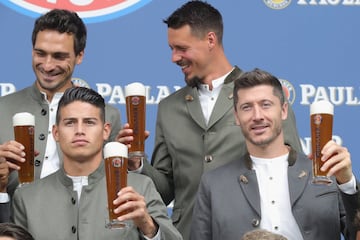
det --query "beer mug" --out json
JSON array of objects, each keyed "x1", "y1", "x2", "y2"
[
  {"x1": 124, "y1": 82, "x2": 146, "y2": 158},
  {"x1": 104, "y1": 142, "x2": 129, "y2": 229},
  {"x1": 12, "y1": 112, "x2": 35, "y2": 185},
  {"x1": 310, "y1": 100, "x2": 334, "y2": 185}
]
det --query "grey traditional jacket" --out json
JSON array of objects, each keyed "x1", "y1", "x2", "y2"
[
  {"x1": 0, "y1": 83, "x2": 121, "y2": 193},
  {"x1": 12, "y1": 161, "x2": 182, "y2": 240},
  {"x1": 141, "y1": 66, "x2": 303, "y2": 239},
  {"x1": 190, "y1": 149, "x2": 360, "y2": 240}
]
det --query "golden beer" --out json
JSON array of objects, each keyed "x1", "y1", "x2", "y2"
[
  {"x1": 12, "y1": 112, "x2": 35, "y2": 185},
  {"x1": 310, "y1": 100, "x2": 334, "y2": 185},
  {"x1": 125, "y1": 82, "x2": 146, "y2": 158},
  {"x1": 104, "y1": 142, "x2": 129, "y2": 229}
]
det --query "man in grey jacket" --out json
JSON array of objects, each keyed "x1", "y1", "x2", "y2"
[
  {"x1": 12, "y1": 87, "x2": 182, "y2": 240},
  {"x1": 118, "y1": 2, "x2": 303, "y2": 239},
  {"x1": 0, "y1": 9, "x2": 121, "y2": 222},
  {"x1": 190, "y1": 69, "x2": 360, "y2": 240}
]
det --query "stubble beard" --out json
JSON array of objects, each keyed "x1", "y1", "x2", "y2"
[
  {"x1": 185, "y1": 75, "x2": 202, "y2": 88},
  {"x1": 243, "y1": 124, "x2": 282, "y2": 147}
]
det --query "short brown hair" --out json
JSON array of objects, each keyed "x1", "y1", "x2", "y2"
[{"x1": 241, "y1": 229, "x2": 288, "y2": 240}]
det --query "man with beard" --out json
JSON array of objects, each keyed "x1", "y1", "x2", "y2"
[
  {"x1": 118, "y1": 1, "x2": 302, "y2": 239},
  {"x1": 0, "y1": 9, "x2": 121, "y2": 222},
  {"x1": 190, "y1": 68, "x2": 359, "y2": 240}
]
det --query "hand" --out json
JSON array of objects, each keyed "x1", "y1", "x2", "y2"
[
  {"x1": 116, "y1": 123, "x2": 150, "y2": 170},
  {"x1": 319, "y1": 140, "x2": 352, "y2": 184},
  {"x1": 0, "y1": 141, "x2": 26, "y2": 171},
  {"x1": 113, "y1": 186, "x2": 158, "y2": 238},
  {"x1": 0, "y1": 158, "x2": 9, "y2": 192}
]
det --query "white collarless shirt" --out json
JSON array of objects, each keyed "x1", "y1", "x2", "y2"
[
  {"x1": 198, "y1": 70, "x2": 232, "y2": 125},
  {"x1": 40, "y1": 92, "x2": 63, "y2": 178},
  {"x1": 251, "y1": 154, "x2": 304, "y2": 240}
]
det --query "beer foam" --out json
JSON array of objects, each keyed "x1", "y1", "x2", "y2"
[
  {"x1": 310, "y1": 100, "x2": 334, "y2": 115},
  {"x1": 12, "y1": 112, "x2": 35, "y2": 126},
  {"x1": 125, "y1": 82, "x2": 146, "y2": 97},
  {"x1": 104, "y1": 142, "x2": 128, "y2": 159}
]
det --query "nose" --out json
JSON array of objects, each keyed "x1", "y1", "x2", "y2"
[
  {"x1": 171, "y1": 49, "x2": 181, "y2": 63},
  {"x1": 75, "y1": 123, "x2": 85, "y2": 135},
  {"x1": 252, "y1": 105, "x2": 263, "y2": 120},
  {"x1": 42, "y1": 56, "x2": 56, "y2": 71}
]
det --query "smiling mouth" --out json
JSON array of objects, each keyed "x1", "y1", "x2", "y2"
[{"x1": 251, "y1": 125, "x2": 268, "y2": 134}]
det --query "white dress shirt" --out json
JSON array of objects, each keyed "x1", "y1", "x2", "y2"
[{"x1": 40, "y1": 92, "x2": 63, "y2": 178}]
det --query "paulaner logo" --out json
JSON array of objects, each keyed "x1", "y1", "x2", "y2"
[
  {"x1": 0, "y1": 0, "x2": 152, "y2": 23},
  {"x1": 264, "y1": 0, "x2": 292, "y2": 9},
  {"x1": 280, "y1": 79, "x2": 296, "y2": 105}
]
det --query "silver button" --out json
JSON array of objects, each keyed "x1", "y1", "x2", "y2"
[
  {"x1": 204, "y1": 155, "x2": 213, "y2": 163},
  {"x1": 252, "y1": 219, "x2": 260, "y2": 227}
]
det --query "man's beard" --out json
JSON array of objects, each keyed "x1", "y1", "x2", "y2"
[{"x1": 186, "y1": 76, "x2": 202, "y2": 88}]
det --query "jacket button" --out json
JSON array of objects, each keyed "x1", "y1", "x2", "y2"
[
  {"x1": 41, "y1": 109, "x2": 47, "y2": 116},
  {"x1": 34, "y1": 160, "x2": 41, "y2": 167},
  {"x1": 39, "y1": 134, "x2": 46, "y2": 140},
  {"x1": 71, "y1": 197, "x2": 76, "y2": 205},
  {"x1": 72, "y1": 226, "x2": 76, "y2": 233},
  {"x1": 204, "y1": 155, "x2": 213, "y2": 163},
  {"x1": 252, "y1": 219, "x2": 260, "y2": 227}
]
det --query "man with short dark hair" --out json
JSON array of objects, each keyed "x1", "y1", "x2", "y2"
[
  {"x1": 0, "y1": 9, "x2": 122, "y2": 222},
  {"x1": 190, "y1": 68, "x2": 360, "y2": 240},
  {"x1": 12, "y1": 87, "x2": 182, "y2": 240},
  {"x1": 0, "y1": 223, "x2": 34, "y2": 240},
  {"x1": 118, "y1": 2, "x2": 302, "y2": 239}
]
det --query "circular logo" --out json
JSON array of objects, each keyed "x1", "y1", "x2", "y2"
[
  {"x1": 0, "y1": 0, "x2": 152, "y2": 23},
  {"x1": 279, "y1": 79, "x2": 296, "y2": 105},
  {"x1": 112, "y1": 157, "x2": 124, "y2": 168},
  {"x1": 71, "y1": 78, "x2": 90, "y2": 88},
  {"x1": 131, "y1": 96, "x2": 140, "y2": 106},
  {"x1": 313, "y1": 114, "x2": 322, "y2": 126},
  {"x1": 264, "y1": 0, "x2": 291, "y2": 10}
]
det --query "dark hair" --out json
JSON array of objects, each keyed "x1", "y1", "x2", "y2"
[
  {"x1": 0, "y1": 223, "x2": 34, "y2": 240},
  {"x1": 233, "y1": 68, "x2": 285, "y2": 111},
  {"x1": 56, "y1": 87, "x2": 105, "y2": 124},
  {"x1": 32, "y1": 9, "x2": 87, "y2": 55},
  {"x1": 163, "y1": 1, "x2": 223, "y2": 45}
]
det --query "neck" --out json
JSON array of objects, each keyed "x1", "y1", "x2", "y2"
[
  {"x1": 63, "y1": 155, "x2": 102, "y2": 177},
  {"x1": 202, "y1": 55, "x2": 232, "y2": 89},
  {"x1": 36, "y1": 80, "x2": 73, "y2": 102},
  {"x1": 246, "y1": 136, "x2": 290, "y2": 159}
]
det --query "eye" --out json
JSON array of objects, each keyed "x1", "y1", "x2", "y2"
[
  {"x1": 85, "y1": 119, "x2": 96, "y2": 125},
  {"x1": 53, "y1": 53, "x2": 69, "y2": 61},
  {"x1": 262, "y1": 101, "x2": 272, "y2": 108},
  {"x1": 240, "y1": 104, "x2": 251, "y2": 112},
  {"x1": 34, "y1": 50, "x2": 46, "y2": 57},
  {"x1": 64, "y1": 120, "x2": 74, "y2": 126}
]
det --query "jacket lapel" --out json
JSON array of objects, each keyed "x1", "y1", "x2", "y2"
[
  {"x1": 185, "y1": 86, "x2": 207, "y2": 130},
  {"x1": 287, "y1": 150, "x2": 311, "y2": 206},
  {"x1": 238, "y1": 169, "x2": 261, "y2": 217},
  {"x1": 185, "y1": 66, "x2": 243, "y2": 130},
  {"x1": 207, "y1": 82, "x2": 234, "y2": 128}
]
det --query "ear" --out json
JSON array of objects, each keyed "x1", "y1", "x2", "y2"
[
  {"x1": 103, "y1": 122, "x2": 111, "y2": 141},
  {"x1": 207, "y1": 32, "x2": 217, "y2": 49},
  {"x1": 52, "y1": 124, "x2": 59, "y2": 142},
  {"x1": 76, "y1": 51, "x2": 84, "y2": 65},
  {"x1": 234, "y1": 109, "x2": 241, "y2": 126},
  {"x1": 281, "y1": 101, "x2": 289, "y2": 120}
]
